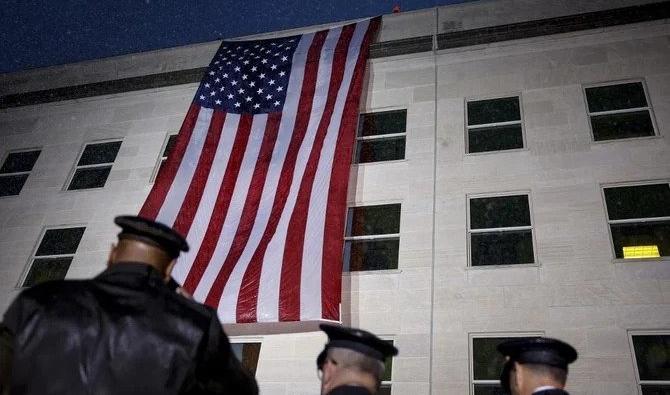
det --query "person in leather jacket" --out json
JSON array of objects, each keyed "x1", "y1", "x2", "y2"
[
  {"x1": 498, "y1": 337, "x2": 578, "y2": 395},
  {"x1": 316, "y1": 324, "x2": 398, "y2": 395},
  {"x1": 0, "y1": 215, "x2": 258, "y2": 395}
]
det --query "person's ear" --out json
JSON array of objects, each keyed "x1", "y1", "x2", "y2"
[
  {"x1": 163, "y1": 259, "x2": 177, "y2": 282},
  {"x1": 512, "y1": 362, "x2": 523, "y2": 393},
  {"x1": 107, "y1": 243, "x2": 117, "y2": 267}
]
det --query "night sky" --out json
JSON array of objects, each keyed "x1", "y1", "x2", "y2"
[{"x1": 0, "y1": 0, "x2": 474, "y2": 74}]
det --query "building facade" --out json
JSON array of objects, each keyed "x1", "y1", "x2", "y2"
[{"x1": 1, "y1": 1, "x2": 669, "y2": 394}]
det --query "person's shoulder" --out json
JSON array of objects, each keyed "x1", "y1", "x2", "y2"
[
  {"x1": 16, "y1": 279, "x2": 91, "y2": 302},
  {"x1": 163, "y1": 289, "x2": 219, "y2": 323}
]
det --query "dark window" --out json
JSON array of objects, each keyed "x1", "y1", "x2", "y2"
[
  {"x1": 379, "y1": 340, "x2": 394, "y2": 395},
  {"x1": 469, "y1": 195, "x2": 534, "y2": 266},
  {"x1": 466, "y1": 97, "x2": 523, "y2": 154},
  {"x1": 68, "y1": 141, "x2": 121, "y2": 190},
  {"x1": 355, "y1": 110, "x2": 406, "y2": 164},
  {"x1": 154, "y1": 133, "x2": 178, "y2": 181},
  {"x1": 585, "y1": 82, "x2": 655, "y2": 141},
  {"x1": 24, "y1": 227, "x2": 86, "y2": 287},
  {"x1": 631, "y1": 334, "x2": 670, "y2": 394},
  {"x1": 231, "y1": 342, "x2": 261, "y2": 376},
  {"x1": 603, "y1": 183, "x2": 670, "y2": 259},
  {"x1": 344, "y1": 204, "x2": 401, "y2": 272},
  {"x1": 0, "y1": 149, "x2": 41, "y2": 197},
  {"x1": 472, "y1": 336, "x2": 541, "y2": 394}
]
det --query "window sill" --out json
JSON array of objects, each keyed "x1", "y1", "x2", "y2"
[
  {"x1": 612, "y1": 256, "x2": 670, "y2": 264},
  {"x1": 351, "y1": 159, "x2": 408, "y2": 167},
  {"x1": 466, "y1": 263, "x2": 539, "y2": 270},
  {"x1": 464, "y1": 147, "x2": 528, "y2": 157},
  {"x1": 61, "y1": 185, "x2": 108, "y2": 193},
  {"x1": 591, "y1": 134, "x2": 661, "y2": 145},
  {"x1": 343, "y1": 269, "x2": 402, "y2": 276}
]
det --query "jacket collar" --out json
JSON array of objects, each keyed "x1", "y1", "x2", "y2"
[{"x1": 96, "y1": 262, "x2": 165, "y2": 281}]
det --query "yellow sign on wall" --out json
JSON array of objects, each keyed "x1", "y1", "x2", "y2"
[{"x1": 623, "y1": 245, "x2": 660, "y2": 259}]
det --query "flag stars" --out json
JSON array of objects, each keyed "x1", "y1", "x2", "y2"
[
  {"x1": 257, "y1": 88, "x2": 264, "y2": 94},
  {"x1": 276, "y1": 86, "x2": 283, "y2": 92},
  {"x1": 261, "y1": 59, "x2": 267, "y2": 64},
  {"x1": 279, "y1": 71, "x2": 286, "y2": 77},
  {"x1": 209, "y1": 71, "x2": 215, "y2": 75},
  {"x1": 266, "y1": 94, "x2": 273, "y2": 100},
  {"x1": 274, "y1": 100, "x2": 280, "y2": 106},
  {"x1": 210, "y1": 91, "x2": 216, "y2": 96},
  {"x1": 235, "y1": 102, "x2": 241, "y2": 108},
  {"x1": 219, "y1": 87, "x2": 225, "y2": 92},
  {"x1": 222, "y1": 73, "x2": 229, "y2": 78},
  {"x1": 245, "y1": 96, "x2": 252, "y2": 102},
  {"x1": 253, "y1": 103, "x2": 260, "y2": 109},
  {"x1": 227, "y1": 94, "x2": 234, "y2": 99},
  {"x1": 271, "y1": 64, "x2": 277, "y2": 70},
  {"x1": 268, "y1": 79, "x2": 275, "y2": 85},
  {"x1": 259, "y1": 73, "x2": 265, "y2": 79},
  {"x1": 215, "y1": 99, "x2": 222, "y2": 105},
  {"x1": 249, "y1": 81, "x2": 256, "y2": 87},
  {"x1": 231, "y1": 80, "x2": 238, "y2": 86},
  {"x1": 204, "y1": 83, "x2": 211, "y2": 88},
  {"x1": 214, "y1": 78, "x2": 220, "y2": 83},
  {"x1": 234, "y1": 66, "x2": 241, "y2": 72},
  {"x1": 243, "y1": 60, "x2": 250, "y2": 65},
  {"x1": 251, "y1": 66, "x2": 257, "y2": 72},
  {"x1": 199, "y1": 95, "x2": 205, "y2": 100},
  {"x1": 281, "y1": 56, "x2": 288, "y2": 62}
]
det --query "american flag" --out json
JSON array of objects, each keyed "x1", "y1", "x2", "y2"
[{"x1": 140, "y1": 18, "x2": 379, "y2": 324}]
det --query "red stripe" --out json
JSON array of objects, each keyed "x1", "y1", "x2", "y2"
[
  {"x1": 234, "y1": 31, "x2": 328, "y2": 323},
  {"x1": 278, "y1": 24, "x2": 357, "y2": 322},
  {"x1": 322, "y1": 18, "x2": 380, "y2": 320},
  {"x1": 172, "y1": 111, "x2": 226, "y2": 236},
  {"x1": 201, "y1": 114, "x2": 280, "y2": 311},
  {"x1": 182, "y1": 114, "x2": 253, "y2": 293},
  {"x1": 139, "y1": 103, "x2": 200, "y2": 221}
]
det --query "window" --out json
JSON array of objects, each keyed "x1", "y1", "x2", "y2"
[
  {"x1": 355, "y1": 110, "x2": 406, "y2": 164},
  {"x1": 152, "y1": 133, "x2": 178, "y2": 182},
  {"x1": 231, "y1": 342, "x2": 261, "y2": 376},
  {"x1": 23, "y1": 227, "x2": 86, "y2": 287},
  {"x1": 630, "y1": 332, "x2": 670, "y2": 394},
  {"x1": 470, "y1": 334, "x2": 542, "y2": 395},
  {"x1": 379, "y1": 340, "x2": 395, "y2": 395},
  {"x1": 343, "y1": 204, "x2": 401, "y2": 272},
  {"x1": 67, "y1": 141, "x2": 122, "y2": 190},
  {"x1": 468, "y1": 194, "x2": 535, "y2": 266},
  {"x1": 603, "y1": 182, "x2": 670, "y2": 259},
  {"x1": 466, "y1": 96, "x2": 524, "y2": 154},
  {"x1": 0, "y1": 149, "x2": 41, "y2": 197},
  {"x1": 584, "y1": 81, "x2": 656, "y2": 141}
]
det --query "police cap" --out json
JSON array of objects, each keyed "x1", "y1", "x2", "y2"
[
  {"x1": 318, "y1": 324, "x2": 398, "y2": 368},
  {"x1": 114, "y1": 215, "x2": 189, "y2": 259},
  {"x1": 498, "y1": 337, "x2": 577, "y2": 393}
]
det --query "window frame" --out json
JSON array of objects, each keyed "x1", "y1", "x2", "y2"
[
  {"x1": 0, "y1": 147, "x2": 41, "y2": 198},
  {"x1": 229, "y1": 337, "x2": 262, "y2": 377},
  {"x1": 342, "y1": 202, "x2": 402, "y2": 273},
  {"x1": 628, "y1": 330, "x2": 670, "y2": 394},
  {"x1": 379, "y1": 337, "x2": 395, "y2": 394},
  {"x1": 151, "y1": 132, "x2": 178, "y2": 183},
  {"x1": 582, "y1": 79, "x2": 659, "y2": 143},
  {"x1": 469, "y1": 332, "x2": 544, "y2": 395},
  {"x1": 600, "y1": 180, "x2": 670, "y2": 262},
  {"x1": 18, "y1": 224, "x2": 86, "y2": 288},
  {"x1": 466, "y1": 191, "x2": 538, "y2": 268},
  {"x1": 464, "y1": 93, "x2": 527, "y2": 156},
  {"x1": 354, "y1": 108, "x2": 407, "y2": 165},
  {"x1": 65, "y1": 139, "x2": 123, "y2": 191}
]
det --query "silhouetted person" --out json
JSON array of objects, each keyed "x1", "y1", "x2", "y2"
[
  {"x1": 0, "y1": 215, "x2": 258, "y2": 395},
  {"x1": 316, "y1": 324, "x2": 398, "y2": 395},
  {"x1": 498, "y1": 337, "x2": 578, "y2": 395}
]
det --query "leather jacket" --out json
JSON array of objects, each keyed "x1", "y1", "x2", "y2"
[{"x1": 1, "y1": 262, "x2": 257, "y2": 395}]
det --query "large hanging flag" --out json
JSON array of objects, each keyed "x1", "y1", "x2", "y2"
[{"x1": 140, "y1": 18, "x2": 379, "y2": 324}]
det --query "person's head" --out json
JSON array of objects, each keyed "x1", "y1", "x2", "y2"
[
  {"x1": 317, "y1": 324, "x2": 398, "y2": 395},
  {"x1": 498, "y1": 337, "x2": 577, "y2": 395},
  {"x1": 109, "y1": 215, "x2": 189, "y2": 282}
]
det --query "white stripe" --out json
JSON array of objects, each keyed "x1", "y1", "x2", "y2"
[
  {"x1": 156, "y1": 108, "x2": 213, "y2": 226},
  {"x1": 171, "y1": 113, "x2": 241, "y2": 284},
  {"x1": 300, "y1": 20, "x2": 369, "y2": 320},
  {"x1": 191, "y1": 114, "x2": 265, "y2": 305},
  {"x1": 257, "y1": 27, "x2": 342, "y2": 322}
]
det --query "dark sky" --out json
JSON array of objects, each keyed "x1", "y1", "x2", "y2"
[{"x1": 0, "y1": 0, "x2": 474, "y2": 74}]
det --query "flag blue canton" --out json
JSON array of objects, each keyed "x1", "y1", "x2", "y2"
[{"x1": 196, "y1": 35, "x2": 299, "y2": 114}]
